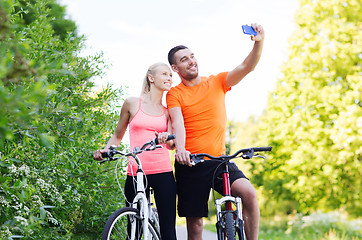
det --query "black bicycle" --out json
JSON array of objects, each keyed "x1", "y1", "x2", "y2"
[{"x1": 190, "y1": 146, "x2": 272, "y2": 240}]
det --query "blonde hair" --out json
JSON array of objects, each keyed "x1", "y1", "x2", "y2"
[{"x1": 141, "y1": 62, "x2": 169, "y2": 95}]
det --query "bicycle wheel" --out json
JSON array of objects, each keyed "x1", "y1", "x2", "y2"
[
  {"x1": 150, "y1": 207, "x2": 160, "y2": 233},
  {"x1": 217, "y1": 211, "x2": 244, "y2": 240},
  {"x1": 102, "y1": 207, "x2": 161, "y2": 240}
]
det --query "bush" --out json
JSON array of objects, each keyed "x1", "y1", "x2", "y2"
[{"x1": 1, "y1": 0, "x2": 127, "y2": 238}]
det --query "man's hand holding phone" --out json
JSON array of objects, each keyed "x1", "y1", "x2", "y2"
[
  {"x1": 242, "y1": 25, "x2": 257, "y2": 35},
  {"x1": 242, "y1": 23, "x2": 264, "y2": 42}
]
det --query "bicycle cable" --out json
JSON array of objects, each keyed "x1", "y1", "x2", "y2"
[
  {"x1": 211, "y1": 157, "x2": 243, "y2": 206},
  {"x1": 211, "y1": 160, "x2": 228, "y2": 204},
  {"x1": 115, "y1": 157, "x2": 132, "y2": 205},
  {"x1": 115, "y1": 156, "x2": 149, "y2": 206}
]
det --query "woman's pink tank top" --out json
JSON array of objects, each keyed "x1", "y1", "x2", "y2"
[{"x1": 127, "y1": 98, "x2": 172, "y2": 176}]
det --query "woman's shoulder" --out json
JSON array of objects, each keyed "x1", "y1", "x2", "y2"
[
  {"x1": 124, "y1": 97, "x2": 139, "y2": 105},
  {"x1": 122, "y1": 97, "x2": 139, "y2": 111},
  {"x1": 121, "y1": 97, "x2": 140, "y2": 117}
]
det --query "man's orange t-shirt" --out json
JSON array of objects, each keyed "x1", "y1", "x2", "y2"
[{"x1": 166, "y1": 72, "x2": 230, "y2": 156}]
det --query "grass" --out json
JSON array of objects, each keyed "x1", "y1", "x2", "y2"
[
  {"x1": 72, "y1": 211, "x2": 361, "y2": 239},
  {"x1": 202, "y1": 211, "x2": 361, "y2": 240}
]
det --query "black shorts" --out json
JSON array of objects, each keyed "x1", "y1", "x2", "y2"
[{"x1": 175, "y1": 160, "x2": 247, "y2": 217}]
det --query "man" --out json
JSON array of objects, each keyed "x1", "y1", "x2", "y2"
[{"x1": 166, "y1": 23, "x2": 265, "y2": 240}]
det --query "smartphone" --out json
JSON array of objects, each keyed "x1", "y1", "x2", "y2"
[{"x1": 242, "y1": 25, "x2": 257, "y2": 36}]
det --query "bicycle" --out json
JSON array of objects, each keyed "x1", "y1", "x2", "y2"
[
  {"x1": 99, "y1": 134, "x2": 175, "y2": 240},
  {"x1": 190, "y1": 146, "x2": 272, "y2": 240}
]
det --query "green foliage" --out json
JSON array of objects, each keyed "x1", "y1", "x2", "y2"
[
  {"x1": 227, "y1": 117, "x2": 260, "y2": 177},
  {"x1": 248, "y1": 0, "x2": 361, "y2": 217},
  {"x1": 259, "y1": 211, "x2": 361, "y2": 240},
  {"x1": 1, "y1": 0, "x2": 126, "y2": 238},
  {"x1": 204, "y1": 211, "x2": 361, "y2": 239},
  {"x1": 14, "y1": 0, "x2": 77, "y2": 40}
]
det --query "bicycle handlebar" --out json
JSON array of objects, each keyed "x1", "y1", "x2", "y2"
[
  {"x1": 99, "y1": 134, "x2": 176, "y2": 164},
  {"x1": 154, "y1": 134, "x2": 175, "y2": 145},
  {"x1": 190, "y1": 146, "x2": 272, "y2": 165}
]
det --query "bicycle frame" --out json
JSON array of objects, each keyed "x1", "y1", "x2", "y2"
[{"x1": 215, "y1": 163, "x2": 244, "y2": 236}]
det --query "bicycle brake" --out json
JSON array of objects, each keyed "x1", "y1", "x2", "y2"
[
  {"x1": 190, "y1": 155, "x2": 204, "y2": 166},
  {"x1": 254, "y1": 154, "x2": 266, "y2": 159}
]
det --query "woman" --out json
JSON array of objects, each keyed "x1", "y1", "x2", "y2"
[{"x1": 94, "y1": 62, "x2": 177, "y2": 240}]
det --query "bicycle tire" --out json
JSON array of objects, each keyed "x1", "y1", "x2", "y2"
[
  {"x1": 225, "y1": 211, "x2": 236, "y2": 239},
  {"x1": 102, "y1": 207, "x2": 161, "y2": 240},
  {"x1": 216, "y1": 211, "x2": 238, "y2": 240}
]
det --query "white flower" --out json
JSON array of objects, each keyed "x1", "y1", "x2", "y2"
[
  {"x1": 11, "y1": 202, "x2": 23, "y2": 211},
  {"x1": 18, "y1": 165, "x2": 30, "y2": 177},
  {"x1": 14, "y1": 216, "x2": 28, "y2": 226},
  {"x1": 9, "y1": 164, "x2": 17, "y2": 174},
  {"x1": 48, "y1": 217, "x2": 59, "y2": 226},
  {"x1": 0, "y1": 196, "x2": 9, "y2": 208}
]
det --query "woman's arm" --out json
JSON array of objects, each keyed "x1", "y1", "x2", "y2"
[
  {"x1": 93, "y1": 98, "x2": 133, "y2": 160},
  {"x1": 164, "y1": 109, "x2": 176, "y2": 149}
]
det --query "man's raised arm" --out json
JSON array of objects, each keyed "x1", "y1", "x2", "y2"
[{"x1": 226, "y1": 23, "x2": 265, "y2": 89}]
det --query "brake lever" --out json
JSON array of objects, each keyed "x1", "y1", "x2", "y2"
[
  {"x1": 190, "y1": 155, "x2": 204, "y2": 166},
  {"x1": 98, "y1": 157, "x2": 110, "y2": 165},
  {"x1": 254, "y1": 154, "x2": 266, "y2": 159},
  {"x1": 99, "y1": 159, "x2": 108, "y2": 165},
  {"x1": 241, "y1": 148, "x2": 255, "y2": 159},
  {"x1": 146, "y1": 145, "x2": 163, "y2": 151},
  {"x1": 99, "y1": 157, "x2": 118, "y2": 164},
  {"x1": 253, "y1": 154, "x2": 267, "y2": 164}
]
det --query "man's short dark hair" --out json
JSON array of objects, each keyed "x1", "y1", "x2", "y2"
[{"x1": 168, "y1": 45, "x2": 188, "y2": 65}]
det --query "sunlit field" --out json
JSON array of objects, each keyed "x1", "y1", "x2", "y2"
[{"x1": 203, "y1": 211, "x2": 361, "y2": 240}]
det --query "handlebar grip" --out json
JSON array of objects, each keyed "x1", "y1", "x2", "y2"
[
  {"x1": 101, "y1": 152, "x2": 109, "y2": 158},
  {"x1": 254, "y1": 147, "x2": 272, "y2": 152},
  {"x1": 154, "y1": 134, "x2": 176, "y2": 145}
]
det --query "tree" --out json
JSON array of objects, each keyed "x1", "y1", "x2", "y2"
[
  {"x1": 250, "y1": 0, "x2": 361, "y2": 217},
  {"x1": 14, "y1": 0, "x2": 77, "y2": 40},
  {"x1": 228, "y1": 117, "x2": 259, "y2": 176},
  {"x1": 1, "y1": 0, "x2": 125, "y2": 238}
]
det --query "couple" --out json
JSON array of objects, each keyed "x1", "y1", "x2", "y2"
[{"x1": 94, "y1": 23, "x2": 265, "y2": 240}]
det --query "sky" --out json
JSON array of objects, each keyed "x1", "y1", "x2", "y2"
[{"x1": 59, "y1": 0, "x2": 299, "y2": 122}]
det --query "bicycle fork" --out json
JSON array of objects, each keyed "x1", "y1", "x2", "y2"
[{"x1": 215, "y1": 196, "x2": 243, "y2": 226}]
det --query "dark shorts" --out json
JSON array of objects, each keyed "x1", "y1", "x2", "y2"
[{"x1": 175, "y1": 160, "x2": 247, "y2": 217}]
